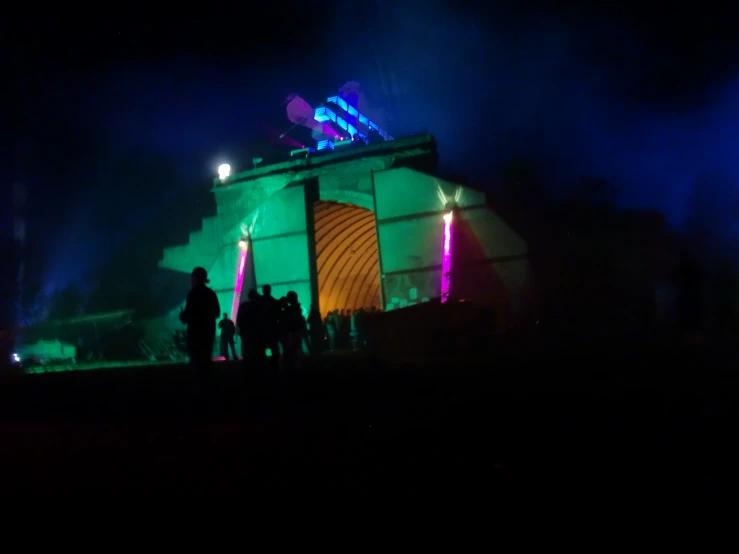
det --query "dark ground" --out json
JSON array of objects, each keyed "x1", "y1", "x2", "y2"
[{"x1": 1, "y1": 343, "x2": 738, "y2": 546}]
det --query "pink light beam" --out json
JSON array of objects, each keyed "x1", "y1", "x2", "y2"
[
  {"x1": 441, "y1": 211, "x2": 453, "y2": 303},
  {"x1": 231, "y1": 246, "x2": 248, "y2": 322}
]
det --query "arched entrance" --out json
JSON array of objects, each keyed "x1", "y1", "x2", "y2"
[{"x1": 314, "y1": 201, "x2": 382, "y2": 316}]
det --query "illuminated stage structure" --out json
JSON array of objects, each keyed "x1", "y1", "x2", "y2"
[
  {"x1": 312, "y1": 94, "x2": 393, "y2": 151},
  {"x1": 158, "y1": 95, "x2": 531, "y2": 341}
]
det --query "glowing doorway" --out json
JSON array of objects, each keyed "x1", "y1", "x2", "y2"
[{"x1": 314, "y1": 201, "x2": 382, "y2": 316}]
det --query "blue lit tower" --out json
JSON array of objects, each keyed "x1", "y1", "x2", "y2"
[
  {"x1": 313, "y1": 94, "x2": 394, "y2": 151},
  {"x1": 339, "y1": 83, "x2": 359, "y2": 136}
]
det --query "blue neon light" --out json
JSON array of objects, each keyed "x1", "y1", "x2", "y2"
[
  {"x1": 314, "y1": 94, "x2": 395, "y2": 144},
  {"x1": 314, "y1": 106, "x2": 332, "y2": 122},
  {"x1": 317, "y1": 140, "x2": 334, "y2": 151},
  {"x1": 315, "y1": 106, "x2": 339, "y2": 123}
]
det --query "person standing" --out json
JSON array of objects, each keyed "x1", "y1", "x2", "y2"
[
  {"x1": 260, "y1": 284, "x2": 282, "y2": 370},
  {"x1": 307, "y1": 304, "x2": 324, "y2": 354},
  {"x1": 280, "y1": 291, "x2": 306, "y2": 370},
  {"x1": 325, "y1": 310, "x2": 337, "y2": 352},
  {"x1": 218, "y1": 313, "x2": 237, "y2": 360},
  {"x1": 180, "y1": 267, "x2": 220, "y2": 390},
  {"x1": 237, "y1": 289, "x2": 265, "y2": 370}
]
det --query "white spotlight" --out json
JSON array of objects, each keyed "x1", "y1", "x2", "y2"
[{"x1": 218, "y1": 164, "x2": 231, "y2": 181}]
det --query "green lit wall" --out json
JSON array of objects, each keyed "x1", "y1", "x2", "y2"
[
  {"x1": 214, "y1": 173, "x2": 292, "y2": 219},
  {"x1": 374, "y1": 167, "x2": 530, "y2": 315},
  {"x1": 249, "y1": 184, "x2": 313, "y2": 314},
  {"x1": 374, "y1": 168, "x2": 450, "y2": 309}
]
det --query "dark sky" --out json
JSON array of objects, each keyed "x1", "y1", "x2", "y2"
[{"x1": 6, "y1": 1, "x2": 739, "y2": 310}]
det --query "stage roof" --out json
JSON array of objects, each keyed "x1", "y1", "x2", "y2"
[{"x1": 213, "y1": 133, "x2": 437, "y2": 190}]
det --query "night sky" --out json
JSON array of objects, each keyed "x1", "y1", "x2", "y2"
[{"x1": 6, "y1": 1, "x2": 739, "y2": 321}]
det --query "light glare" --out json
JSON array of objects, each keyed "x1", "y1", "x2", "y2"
[
  {"x1": 441, "y1": 211, "x2": 453, "y2": 303},
  {"x1": 231, "y1": 245, "x2": 248, "y2": 323},
  {"x1": 218, "y1": 163, "x2": 231, "y2": 180}
]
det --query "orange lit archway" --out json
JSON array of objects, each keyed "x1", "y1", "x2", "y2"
[{"x1": 314, "y1": 201, "x2": 381, "y2": 316}]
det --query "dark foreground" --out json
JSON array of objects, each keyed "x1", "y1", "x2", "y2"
[{"x1": 1, "y1": 344, "x2": 738, "y2": 546}]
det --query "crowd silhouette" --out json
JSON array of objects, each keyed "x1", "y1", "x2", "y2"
[
  {"x1": 323, "y1": 307, "x2": 380, "y2": 352},
  {"x1": 178, "y1": 265, "x2": 387, "y2": 384},
  {"x1": 233, "y1": 293, "x2": 380, "y2": 367},
  {"x1": 177, "y1": 250, "x2": 736, "y2": 390},
  {"x1": 178, "y1": 269, "x2": 308, "y2": 386},
  {"x1": 234, "y1": 284, "x2": 310, "y2": 371}
]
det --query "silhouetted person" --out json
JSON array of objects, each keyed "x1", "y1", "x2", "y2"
[
  {"x1": 237, "y1": 289, "x2": 265, "y2": 370},
  {"x1": 355, "y1": 308, "x2": 367, "y2": 349},
  {"x1": 363, "y1": 307, "x2": 377, "y2": 351},
  {"x1": 180, "y1": 267, "x2": 220, "y2": 391},
  {"x1": 326, "y1": 310, "x2": 337, "y2": 351},
  {"x1": 260, "y1": 284, "x2": 281, "y2": 369},
  {"x1": 281, "y1": 291, "x2": 305, "y2": 369},
  {"x1": 218, "y1": 312, "x2": 237, "y2": 360},
  {"x1": 350, "y1": 309, "x2": 358, "y2": 350},
  {"x1": 307, "y1": 304, "x2": 324, "y2": 354},
  {"x1": 339, "y1": 309, "x2": 351, "y2": 349}
]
